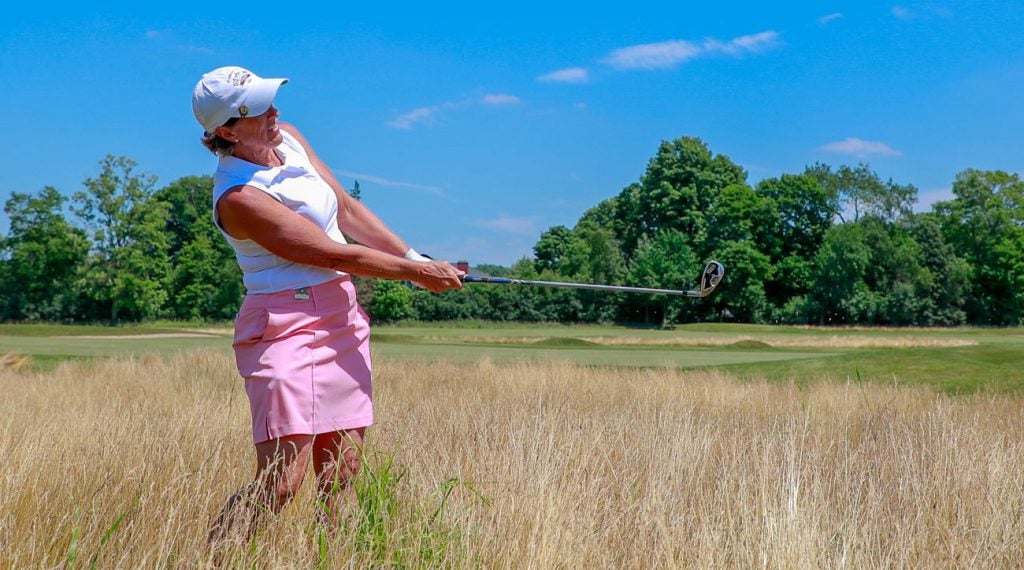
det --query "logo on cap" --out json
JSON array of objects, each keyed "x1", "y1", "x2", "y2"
[{"x1": 226, "y1": 69, "x2": 252, "y2": 87}]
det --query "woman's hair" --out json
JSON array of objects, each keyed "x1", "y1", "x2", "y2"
[{"x1": 200, "y1": 117, "x2": 240, "y2": 156}]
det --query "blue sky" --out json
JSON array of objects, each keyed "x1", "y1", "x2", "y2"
[{"x1": 2, "y1": 2, "x2": 1022, "y2": 265}]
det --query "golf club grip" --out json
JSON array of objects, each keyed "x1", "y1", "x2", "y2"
[{"x1": 460, "y1": 275, "x2": 706, "y2": 297}]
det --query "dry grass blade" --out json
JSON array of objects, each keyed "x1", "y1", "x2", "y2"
[
  {"x1": 0, "y1": 352, "x2": 30, "y2": 370},
  {"x1": 1, "y1": 351, "x2": 1022, "y2": 567}
]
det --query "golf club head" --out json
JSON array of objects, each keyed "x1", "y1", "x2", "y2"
[{"x1": 699, "y1": 260, "x2": 725, "y2": 296}]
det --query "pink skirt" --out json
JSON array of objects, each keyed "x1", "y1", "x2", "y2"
[{"x1": 232, "y1": 276, "x2": 373, "y2": 444}]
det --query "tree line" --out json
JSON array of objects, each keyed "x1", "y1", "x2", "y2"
[{"x1": 2, "y1": 139, "x2": 1022, "y2": 326}]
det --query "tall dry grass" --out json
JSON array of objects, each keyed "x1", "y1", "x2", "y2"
[{"x1": 1, "y1": 351, "x2": 1023, "y2": 568}]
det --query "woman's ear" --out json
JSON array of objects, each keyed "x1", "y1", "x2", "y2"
[{"x1": 214, "y1": 124, "x2": 238, "y2": 142}]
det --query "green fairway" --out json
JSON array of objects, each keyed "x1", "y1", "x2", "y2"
[
  {"x1": 1, "y1": 322, "x2": 1022, "y2": 393},
  {"x1": 0, "y1": 330, "x2": 233, "y2": 370},
  {"x1": 721, "y1": 343, "x2": 1024, "y2": 393},
  {"x1": 371, "y1": 339, "x2": 831, "y2": 367}
]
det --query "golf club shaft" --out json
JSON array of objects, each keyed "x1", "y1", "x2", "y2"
[{"x1": 461, "y1": 276, "x2": 708, "y2": 297}]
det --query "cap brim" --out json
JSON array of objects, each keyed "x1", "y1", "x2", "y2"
[{"x1": 242, "y1": 77, "x2": 288, "y2": 117}]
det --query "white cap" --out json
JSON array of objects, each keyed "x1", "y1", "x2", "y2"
[{"x1": 192, "y1": 66, "x2": 288, "y2": 134}]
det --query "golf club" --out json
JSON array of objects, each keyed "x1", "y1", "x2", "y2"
[{"x1": 461, "y1": 260, "x2": 725, "y2": 298}]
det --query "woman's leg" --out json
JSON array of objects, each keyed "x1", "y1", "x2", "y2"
[
  {"x1": 311, "y1": 427, "x2": 366, "y2": 527},
  {"x1": 209, "y1": 434, "x2": 315, "y2": 544}
]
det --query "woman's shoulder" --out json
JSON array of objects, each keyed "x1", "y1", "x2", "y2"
[
  {"x1": 214, "y1": 157, "x2": 268, "y2": 198},
  {"x1": 280, "y1": 121, "x2": 300, "y2": 137}
]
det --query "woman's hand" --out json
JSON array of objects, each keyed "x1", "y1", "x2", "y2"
[{"x1": 411, "y1": 261, "x2": 465, "y2": 293}]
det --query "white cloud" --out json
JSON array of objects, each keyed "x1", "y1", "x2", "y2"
[
  {"x1": 705, "y1": 31, "x2": 781, "y2": 55},
  {"x1": 820, "y1": 137, "x2": 903, "y2": 158},
  {"x1": 603, "y1": 40, "x2": 702, "y2": 70},
  {"x1": 537, "y1": 67, "x2": 589, "y2": 84},
  {"x1": 386, "y1": 106, "x2": 441, "y2": 130},
  {"x1": 387, "y1": 95, "x2": 520, "y2": 129},
  {"x1": 892, "y1": 5, "x2": 952, "y2": 20},
  {"x1": 144, "y1": 29, "x2": 213, "y2": 53},
  {"x1": 482, "y1": 93, "x2": 520, "y2": 105},
  {"x1": 331, "y1": 169, "x2": 446, "y2": 197},
  {"x1": 818, "y1": 12, "x2": 843, "y2": 25},
  {"x1": 176, "y1": 44, "x2": 214, "y2": 55},
  {"x1": 471, "y1": 215, "x2": 540, "y2": 236},
  {"x1": 603, "y1": 31, "x2": 780, "y2": 71},
  {"x1": 892, "y1": 5, "x2": 912, "y2": 19}
]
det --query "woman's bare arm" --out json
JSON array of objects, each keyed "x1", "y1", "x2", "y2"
[
  {"x1": 216, "y1": 186, "x2": 462, "y2": 292},
  {"x1": 280, "y1": 123, "x2": 416, "y2": 256}
]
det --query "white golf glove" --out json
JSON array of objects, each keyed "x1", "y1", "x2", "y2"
[
  {"x1": 405, "y1": 248, "x2": 432, "y2": 288},
  {"x1": 404, "y1": 248, "x2": 432, "y2": 263}
]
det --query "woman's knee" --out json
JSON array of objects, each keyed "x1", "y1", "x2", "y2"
[
  {"x1": 269, "y1": 469, "x2": 307, "y2": 507},
  {"x1": 337, "y1": 446, "x2": 362, "y2": 479},
  {"x1": 317, "y1": 445, "x2": 361, "y2": 487},
  {"x1": 313, "y1": 429, "x2": 365, "y2": 489},
  {"x1": 254, "y1": 435, "x2": 314, "y2": 507}
]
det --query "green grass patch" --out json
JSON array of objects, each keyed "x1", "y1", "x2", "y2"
[
  {"x1": 372, "y1": 342, "x2": 831, "y2": 368},
  {"x1": 721, "y1": 344, "x2": 1024, "y2": 394},
  {"x1": 370, "y1": 334, "x2": 421, "y2": 345},
  {"x1": 0, "y1": 334, "x2": 232, "y2": 372},
  {"x1": 0, "y1": 323, "x2": 206, "y2": 337}
]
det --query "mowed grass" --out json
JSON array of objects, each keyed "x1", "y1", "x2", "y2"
[
  {"x1": 372, "y1": 323, "x2": 1024, "y2": 393},
  {"x1": 725, "y1": 344, "x2": 1024, "y2": 394},
  {"x1": 2, "y1": 353, "x2": 1024, "y2": 567},
  {"x1": 0, "y1": 322, "x2": 1022, "y2": 392}
]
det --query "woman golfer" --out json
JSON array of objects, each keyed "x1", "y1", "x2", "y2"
[{"x1": 192, "y1": 66, "x2": 463, "y2": 539}]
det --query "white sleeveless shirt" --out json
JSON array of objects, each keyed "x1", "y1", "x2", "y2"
[{"x1": 212, "y1": 130, "x2": 347, "y2": 294}]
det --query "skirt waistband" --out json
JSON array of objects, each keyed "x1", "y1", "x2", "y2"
[{"x1": 241, "y1": 276, "x2": 356, "y2": 311}]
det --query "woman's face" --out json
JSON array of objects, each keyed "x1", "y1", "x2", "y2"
[{"x1": 219, "y1": 105, "x2": 283, "y2": 151}]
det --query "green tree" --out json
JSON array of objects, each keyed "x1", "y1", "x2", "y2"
[
  {"x1": 370, "y1": 279, "x2": 415, "y2": 322},
  {"x1": 708, "y1": 240, "x2": 772, "y2": 323},
  {"x1": 808, "y1": 163, "x2": 919, "y2": 224},
  {"x1": 152, "y1": 175, "x2": 215, "y2": 252},
  {"x1": 871, "y1": 179, "x2": 918, "y2": 224},
  {"x1": 0, "y1": 187, "x2": 89, "y2": 321},
  {"x1": 152, "y1": 176, "x2": 243, "y2": 320},
  {"x1": 857, "y1": 216, "x2": 931, "y2": 325},
  {"x1": 809, "y1": 224, "x2": 873, "y2": 324},
  {"x1": 756, "y1": 174, "x2": 834, "y2": 260},
  {"x1": 511, "y1": 258, "x2": 583, "y2": 322},
  {"x1": 909, "y1": 215, "x2": 969, "y2": 326},
  {"x1": 704, "y1": 183, "x2": 769, "y2": 254},
  {"x1": 616, "y1": 137, "x2": 747, "y2": 257},
  {"x1": 533, "y1": 225, "x2": 573, "y2": 272},
  {"x1": 805, "y1": 162, "x2": 881, "y2": 223},
  {"x1": 993, "y1": 236, "x2": 1024, "y2": 325},
  {"x1": 411, "y1": 287, "x2": 476, "y2": 321},
  {"x1": 170, "y1": 233, "x2": 244, "y2": 320},
  {"x1": 72, "y1": 155, "x2": 171, "y2": 322},
  {"x1": 577, "y1": 196, "x2": 620, "y2": 227},
  {"x1": 755, "y1": 174, "x2": 834, "y2": 311},
  {"x1": 626, "y1": 230, "x2": 699, "y2": 327},
  {"x1": 558, "y1": 222, "x2": 627, "y2": 322},
  {"x1": 934, "y1": 169, "x2": 1024, "y2": 324}
]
